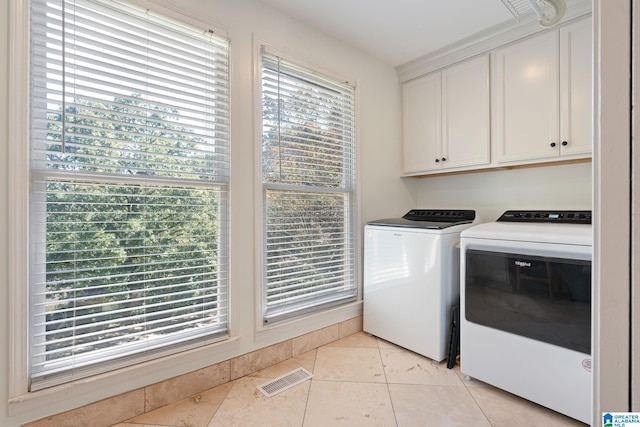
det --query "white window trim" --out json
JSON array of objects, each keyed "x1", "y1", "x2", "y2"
[
  {"x1": 252, "y1": 37, "x2": 363, "y2": 335},
  {"x1": 28, "y1": 0, "x2": 231, "y2": 388},
  {"x1": 8, "y1": 0, "x2": 32, "y2": 402}
]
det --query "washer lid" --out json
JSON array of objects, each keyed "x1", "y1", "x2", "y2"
[{"x1": 367, "y1": 209, "x2": 476, "y2": 229}]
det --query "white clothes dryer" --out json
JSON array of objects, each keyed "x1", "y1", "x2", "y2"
[{"x1": 460, "y1": 210, "x2": 592, "y2": 424}]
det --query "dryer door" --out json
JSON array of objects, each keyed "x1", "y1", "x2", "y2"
[{"x1": 464, "y1": 248, "x2": 591, "y2": 354}]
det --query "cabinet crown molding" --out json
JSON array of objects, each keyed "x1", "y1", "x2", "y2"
[{"x1": 396, "y1": 0, "x2": 591, "y2": 83}]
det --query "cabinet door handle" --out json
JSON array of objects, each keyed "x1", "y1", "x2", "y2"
[
  {"x1": 562, "y1": 141, "x2": 568, "y2": 146},
  {"x1": 441, "y1": 157, "x2": 447, "y2": 162},
  {"x1": 435, "y1": 158, "x2": 440, "y2": 163},
  {"x1": 550, "y1": 142, "x2": 557, "y2": 148}
]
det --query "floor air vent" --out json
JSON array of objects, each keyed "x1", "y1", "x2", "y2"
[{"x1": 257, "y1": 367, "x2": 313, "y2": 397}]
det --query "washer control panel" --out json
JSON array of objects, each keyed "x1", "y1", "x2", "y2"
[{"x1": 402, "y1": 209, "x2": 476, "y2": 222}]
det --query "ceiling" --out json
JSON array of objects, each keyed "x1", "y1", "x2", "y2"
[{"x1": 256, "y1": 0, "x2": 574, "y2": 67}]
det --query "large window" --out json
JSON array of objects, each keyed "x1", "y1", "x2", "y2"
[
  {"x1": 29, "y1": 0, "x2": 230, "y2": 389},
  {"x1": 261, "y1": 50, "x2": 357, "y2": 325}
]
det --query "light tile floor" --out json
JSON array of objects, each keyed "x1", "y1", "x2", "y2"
[{"x1": 112, "y1": 332, "x2": 587, "y2": 427}]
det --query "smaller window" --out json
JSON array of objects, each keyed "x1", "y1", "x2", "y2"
[{"x1": 261, "y1": 50, "x2": 357, "y2": 325}]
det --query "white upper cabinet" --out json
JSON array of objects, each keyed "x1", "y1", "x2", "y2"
[
  {"x1": 495, "y1": 31, "x2": 559, "y2": 162},
  {"x1": 401, "y1": 17, "x2": 592, "y2": 176},
  {"x1": 442, "y1": 55, "x2": 491, "y2": 169},
  {"x1": 402, "y1": 55, "x2": 490, "y2": 174},
  {"x1": 495, "y1": 19, "x2": 592, "y2": 164},
  {"x1": 559, "y1": 19, "x2": 592, "y2": 157},
  {"x1": 402, "y1": 72, "x2": 441, "y2": 174}
]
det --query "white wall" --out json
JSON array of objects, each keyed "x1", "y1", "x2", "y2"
[
  {"x1": 414, "y1": 162, "x2": 592, "y2": 222},
  {"x1": 0, "y1": 0, "x2": 9, "y2": 425},
  {"x1": 593, "y1": 0, "x2": 632, "y2": 421},
  {"x1": 0, "y1": 0, "x2": 414, "y2": 425},
  {"x1": 633, "y1": 0, "x2": 640, "y2": 412}
]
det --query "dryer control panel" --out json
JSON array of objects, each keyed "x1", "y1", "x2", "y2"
[{"x1": 497, "y1": 210, "x2": 591, "y2": 224}]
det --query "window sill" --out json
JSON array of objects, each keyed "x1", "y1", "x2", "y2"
[
  {"x1": 8, "y1": 335, "x2": 242, "y2": 420},
  {"x1": 254, "y1": 300, "x2": 363, "y2": 345}
]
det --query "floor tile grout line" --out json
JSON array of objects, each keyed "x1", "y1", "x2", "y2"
[
  {"x1": 455, "y1": 367, "x2": 497, "y2": 427},
  {"x1": 299, "y1": 348, "x2": 318, "y2": 427},
  {"x1": 203, "y1": 377, "x2": 237, "y2": 427},
  {"x1": 203, "y1": 361, "x2": 237, "y2": 427},
  {"x1": 375, "y1": 336, "x2": 400, "y2": 427},
  {"x1": 462, "y1": 378, "x2": 496, "y2": 427}
]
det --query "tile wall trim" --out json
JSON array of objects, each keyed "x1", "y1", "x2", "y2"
[{"x1": 23, "y1": 316, "x2": 363, "y2": 427}]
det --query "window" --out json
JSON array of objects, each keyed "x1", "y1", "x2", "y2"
[
  {"x1": 29, "y1": 0, "x2": 230, "y2": 389},
  {"x1": 261, "y1": 50, "x2": 357, "y2": 325}
]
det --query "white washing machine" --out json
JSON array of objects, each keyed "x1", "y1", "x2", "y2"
[{"x1": 363, "y1": 209, "x2": 478, "y2": 362}]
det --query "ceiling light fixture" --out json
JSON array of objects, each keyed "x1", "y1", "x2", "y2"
[{"x1": 500, "y1": 0, "x2": 567, "y2": 27}]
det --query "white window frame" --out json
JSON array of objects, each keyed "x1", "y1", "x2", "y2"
[
  {"x1": 26, "y1": 0, "x2": 231, "y2": 390},
  {"x1": 7, "y1": 0, "x2": 235, "y2": 412},
  {"x1": 258, "y1": 44, "x2": 358, "y2": 327}
]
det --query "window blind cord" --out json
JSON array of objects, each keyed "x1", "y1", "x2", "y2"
[
  {"x1": 205, "y1": 30, "x2": 215, "y2": 163},
  {"x1": 277, "y1": 56, "x2": 283, "y2": 182},
  {"x1": 61, "y1": 0, "x2": 68, "y2": 154},
  {"x1": 143, "y1": 8, "x2": 150, "y2": 349}
]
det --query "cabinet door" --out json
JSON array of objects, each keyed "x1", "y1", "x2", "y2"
[
  {"x1": 560, "y1": 19, "x2": 592, "y2": 157},
  {"x1": 495, "y1": 31, "x2": 560, "y2": 163},
  {"x1": 442, "y1": 55, "x2": 491, "y2": 169},
  {"x1": 402, "y1": 73, "x2": 441, "y2": 174}
]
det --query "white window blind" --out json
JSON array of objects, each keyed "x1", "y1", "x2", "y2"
[
  {"x1": 261, "y1": 51, "x2": 357, "y2": 325},
  {"x1": 29, "y1": 0, "x2": 230, "y2": 389}
]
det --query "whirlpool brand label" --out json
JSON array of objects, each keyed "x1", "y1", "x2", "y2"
[{"x1": 514, "y1": 260, "x2": 532, "y2": 267}]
